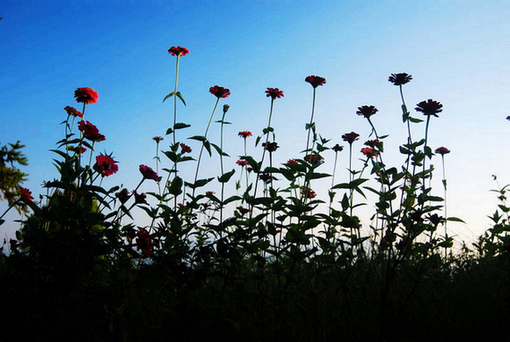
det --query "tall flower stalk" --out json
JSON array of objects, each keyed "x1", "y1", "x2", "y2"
[
  {"x1": 304, "y1": 75, "x2": 326, "y2": 153},
  {"x1": 435, "y1": 146, "x2": 450, "y2": 257},
  {"x1": 166, "y1": 46, "x2": 189, "y2": 145}
]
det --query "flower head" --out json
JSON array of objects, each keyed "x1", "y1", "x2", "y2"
[
  {"x1": 286, "y1": 159, "x2": 298, "y2": 165},
  {"x1": 64, "y1": 106, "x2": 83, "y2": 118},
  {"x1": 364, "y1": 139, "x2": 381, "y2": 148},
  {"x1": 237, "y1": 206, "x2": 250, "y2": 215},
  {"x1": 152, "y1": 136, "x2": 164, "y2": 143},
  {"x1": 388, "y1": 73, "x2": 413, "y2": 86},
  {"x1": 304, "y1": 154, "x2": 324, "y2": 165},
  {"x1": 265, "y1": 87, "x2": 284, "y2": 100},
  {"x1": 209, "y1": 85, "x2": 230, "y2": 98},
  {"x1": 356, "y1": 105, "x2": 378, "y2": 119},
  {"x1": 262, "y1": 141, "x2": 279, "y2": 152},
  {"x1": 300, "y1": 187, "x2": 317, "y2": 199},
  {"x1": 236, "y1": 160, "x2": 249, "y2": 167},
  {"x1": 332, "y1": 144, "x2": 344, "y2": 152},
  {"x1": 139, "y1": 164, "x2": 159, "y2": 181},
  {"x1": 223, "y1": 104, "x2": 230, "y2": 113},
  {"x1": 415, "y1": 99, "x2": 443, "y2": 117},
  {"x1": 435, "y1": 146, "x2": 451, "y2": 155},
  {"x1": 78, "y1": 120, "x2": 106, "y2": 142},
  {"x1": 20, "y1": 188, "x2": 33, "y2": 203},
  {"x1": 74, "y1": 87, "x2": 98, "y2": 104},
  {"x1": 361, "y1": 147, "x2": 379, "y2": 159},
  {"x1": 259, "y1": 172, "x2": 275, "y2": 183},
  {"x1": 168, "y1": 46, "x2": 189, "y2": 56},
  {"x1": 180, "y1": 143, "x2": 192, "y2": 153},
  {"x1": 136, "y1": 228, "x2": 153, "y2": 256},
  {"x1": 342, "y1": 132, "x2": 360, "y2": 144},
  {"x1": 95, "y1": 155, "x2": 119, "y2": 177},
  {"x1": 134, "y1": 191, "x2": 148, "y2": 205},
  {"x1": 116, "y1": 188, "x2": 130, "y2": 204},
  {"x1": 238, "y1": 131, "x2": 252, "y2": 138},
  {"x1": 67, "y1": 145, "x2": 87, "y2": 154},
  {"x1": 305, "y1": 75, "x2": 326, "y2": 88}
]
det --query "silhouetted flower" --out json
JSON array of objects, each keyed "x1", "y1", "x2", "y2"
[
  {"x1": 67, "y1": 145, "x2": 87, "y2": 154},
  {"x1": 415, "y1": 99, "x2": 443, "y2": 117},
  {"x1": 78, "y1": 120, "x2": 105, "y2": 142},
  {"x1": 427, "y1": 213, "x2": 445, "y2": 226},
  {"x1": 262, "y1": 141, "x2": 279, "y2": 152},
  {"x1": 210, "y1": 85, "x2": 230, "y2": 98},
  {"x1": 20, "y1": 188, "x2": 33, "y2": 203},
  {"x1": 152, "y1": 136, "x2": 164, "y2": 142},
  {"x1": 134, "y1": 191, "x2": 148, "y2": 205},
  {"x1": 64, "y1": 106, "x2": 83, "y2": 118},
  {"x1": 259, "y1": 173, "x2": 275, "y2": 183},
  {"x1": 388, "y1": 73, "x2": 412, "y2": 86},
  {"x1": 236, "y1": 160, "x2": 249, "y2": 167},
  {"x1": 265, "y1": 87, "x2": 284, "y2": 99},
  {"x1": 223, "y1": 104, "x2": 230, "y2": 113},
  {"x1": 168, "y1": 46, "x2": 189, "y2": 56},
  {"x1": 74, "y1": 87, "x2": 98, "y2": 104},
  {"x1": 435, "y1": 146, "x2": 450, "y2": 155},
  {"x1": 116, "y1": 188, "x2": 130, "y2": 204},
  {"x1": 136, "y1": 228, "x2": 153, "y2": 256},
  {"x1": 356, "y1": 105, "x2": 378, "y2": 119},
  {"x1": 342, "y1": 132, "x2": 360, "y2": 144},
  {"x1": 238, "y1": 131, "x2": 252, "y2": 138},
  {"x1": 237, "y1": 206, "x2": 250, "y2": 215},
  {"x1": 305, "y1": 75, "x2": 326, "y2": 88},
  {"x1": 180, "y1": 143, "x2": 192, "y2": 153},
  {"x1": 139, "y1": 164, "x2": 159, "y2": 181},
  {"x1": 304, "y1": 154, "x2": 324, "y2": 164},
  {"x1": 332, "y1": 144, "x2": 344, "y2": 152},
  {"x1": 95, "y1": 155, "x2": 118, "y2": 176},
  {"x1": 364, "y1": 139, "x2": 381, "y2": 148}
]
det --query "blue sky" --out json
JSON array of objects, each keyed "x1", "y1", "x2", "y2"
[{"x1": 1, "y1": 0, "x2": 509, "y2": 246}]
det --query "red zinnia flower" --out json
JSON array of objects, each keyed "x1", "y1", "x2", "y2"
[
  {"x1": 238, "y1": 131, "x2": 252, "y2": 138},
  {"x1": 265, "y1": 88, "x2": 284, "y2": 100},
  {"x1": 286, "y1": 159, "x2": 298, "y2": 165},
  {"x1": 300, "y1": 187, "x2": 317, "y2": 199},
  {"x1": 134, "y1": 191, "x2": 148, "y2": 205},
  {"x1": 139, "y1": 164, "x2": 159, "y2": 181},
  {"x1": 237, "y1": 206, "x2": 250, "y2": 215},
  {"x1": 64, "y1": 106, "x2": 83, "y2": 118},
  {"x1": 136, "y1": 228, "x2": 153, "y2": 256},
  {"x1": 364, "y1": 139, "x2": 381, "y2": 148},
  {"x1": 332, "y1": 144, "x2": 344, "y2": 152},
  {"x1": 304, "y1": 154, "x2": 324, "y2": 164},
  {"x1": 74, "y1": 87, "x2": 98, "y2": 104},
  {"x1": 78, "y1": 120, "x2": 106, "y2": 142},
  {"x1": 356, "y1": 105, "x2": 378, "y2": 119},
  {"x1": 180, "y1": 143, "x2": 192, "y2": 153},
  {"x1": 435, "y1": 146, "x2": 451, "y2": 155},
  {"x1": 20, "y1": 187, "x2": 33, "y2": 203},
  {"x1": 209, "y1": 85, "x2": 231, "y2": 98},
  {"x1": 206, "y1": 191, "x2": 216, "y2": 195},
  {"x1": 361, "y1": 147, "x2": 379, "y2": 159},
  {"x1": 95, "y1": 155, "x2": 118, "y2": 177},
  {"x1": 152, "y1": 136, "x2": 164, "y2": 142},
  {"x1": 168, "y1": 46, "x2": 189, "y2": 56},
  {"x1": 415, "y1": 99, "x2": 443, "y2": 117},
  {"x1": 305, "y1": 75, "x2": 326, "y2": 88},
  {"x1": 388, "y1": 73, "x2": 412, "y2": 86},
  {"x1": 116, "y1": 188, "x2": 130, "y2": 204},
  {"x1": 342, "y1": 132, "x2": 360, "y2": 144},
  {"x1": 236, "y1": 160, "x2": 249, "y2": 167}
]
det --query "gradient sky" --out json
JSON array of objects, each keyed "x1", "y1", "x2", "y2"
[{"x1": 1, "y1": 0, "x2": 509, "y2": 247}]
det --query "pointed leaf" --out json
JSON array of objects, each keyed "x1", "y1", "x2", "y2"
[
  {"x1": 218, "y1": 169, "x2": 236, "y2": 183},
  {"x1": 175, "y1": 91, "x2": 186, "y2": 106},
  {"x1": 163, "y1": 91, "x2": 176, "y2": 103}
]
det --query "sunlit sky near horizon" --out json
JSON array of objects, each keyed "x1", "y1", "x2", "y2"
[{"x1": 1, "y1": 0, "x2": 509, "y2": 248}]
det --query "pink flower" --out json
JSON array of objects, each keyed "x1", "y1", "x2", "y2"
[
  {"x1": 305, "y1": 75, "x2": 326, "y2": 88},
  {"x1": 74, "y1": 87, "x2": 98, "y2": 104},
  {"x1": 238, "y1": 131, "x2": 252, "y2": 138},
  {"x1": 209, "y1": 85, "x2": 231, "y2": 98},
  {"x1": 180, "y1": 143, "x2": 192, "y2": 153},
  {"x1": 265, "y1": 88, "x2": 284, "y2": 100},
  {"x1": 139, "y1": 164, "x2": 159, "y2": 181},
  {"x1": 64, "y1": 106, "x2": 83, "y2": 118},
  {"x1": 78, "y1": 120, "x2": 106, "y2": 142},
  {"x1": 168, "y1": 46, "x2": 189, "y2": 56},
  {"x1": 95, "y1": 155, "x2": 119, "y2": 176}
]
